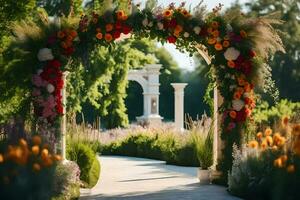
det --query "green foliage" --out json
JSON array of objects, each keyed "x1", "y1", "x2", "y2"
[
  {"x1": 67, "y1": 141, "x2": 98, "y2": 186},
  {"x1": 100, "y1": 132, "x2": 199, "y2": 166},
  {"x1": 253, "y1": 99, "x2": 300, "y2": 126},
  {"x1": 88, "y1": 158, "x2": 100, "y2": 188}
]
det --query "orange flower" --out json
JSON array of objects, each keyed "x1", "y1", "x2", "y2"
[
  {"x1": 245, "y1": 108, "x2": 251, "y2": 117},
  {"x1": 244, "y1": 83, "x2": 252, "y2": 92},
  {"x1": 227, "y1": 60, "x2": 235, "y2": 68},
  {"x1": 181, "y1": 9, "x2": 190, "y2": 17},
  {"x1": 229, "y1": 111, "x2": 237, "y2": 119},
  {"x1": 116, "y1": 10, "x2": 125, "y2": 20},
  {"x1": 54, "y1": 154, "x2": 62, "y2": 161},
  {"x1": 261, "y1": 140, "x2": 268, "y2": 150},
  {"x1": 280, "y1": 155, "x2": 288, "y2": 162},
  {"x1": 32, "y1": 163, "x2": 41, "y2": 172},
  {"x1": 104, "y1": 33, "x2": 113, "y2": 42},
  {"x1": 57, "y1": 31, "x2": 65, "y2": 39},
  {"x1": 0, "y1": 153, "x2": 3, "y2": 163},
  {"x1": 238, "y1": 77, "x2": 246, "y2": 86},
  {"x1": 277, "y1": 136, "x2": 286, "y2": 147},
  {"x1": 61, "y1": 41, "x2": 68, "y2": 49},
  {"x1": 163, "y1": 9, "x2": 173, "y2": 18},
  {"x1": 266, "y1": 136, "x2": 273, "y2": 146},
  {"x1": 175, "y1": 25, "x2": 183, "y2": 33},
  {"x1": 292, "y1": 124, "x2": 300, "y2": 136},
  {"x1": 212, "y1": 30, "x2": 220, "y2": 37},
  {"x1": 66, "y1": 35, "x2": 73, "y2": 42},
  {"x1": 42, "y1": 157, "x2": 53, "y2": 167},
  {"x1": 214, "y1": 43, "x2": 223, "y2": 51},
  {"x1": 274, "y1": 158, "x2": 283, "y2": 168},
  {"x1": 105, "y1": 24, "x2": 114, "y2": 32},
  {"x1": 96, "y1": 32, "x2": 103, "y2": 40},
  {"x1": 273, "y1": 132, "x2": 281, "y2": 143},
  {"x1": 208, "y1": 38, "x2": 216, "y2": 45},
  {"x1": 272, "y1": 145, "x2": 278, "y2": 151},
  {"x1": 287, "y1": 164, "x2": 295, "y2": 173},
  {"x1": 256, "y1": 132, "x2": 263, "y2": 139},
  {"x1": 32, "y1": 145, "x2": 40, "y2": 156},
  {"x1": 211, "y1": 21, "x2": 219, "y2": 29},
  {"x1": 264, "y1": 128, "x2": 273, "y2": 136},
  {"x1": 248, "y1": 140, "x2": 258, "y2": 148},
  {"x1": 207, "y1": 27, "x2": 213, "y2": 34},
  {"x1": 19, "y1": 139, "x2": 27, "y2": 148},
  {"x1": 223, "y1": 40, "x2": 230, "y2": 47},
  {"x1": 70, "y1": 30, "x2": 77, "y2": 38},
  {"x1": 174, "y1": 31, "x2": 180, "y2": 38},
  {"x1": 32, "y1": 135, "x2": 41, "y2": 146},
  {"x1": 233, "y1": 92, "x2": 241, "y2": 100},
  {"x1": 236, "y1": 87, "x2": 244, "y2": 94},
  {"x1": 240, "y1": 30, "x2": 247, "y2": 38},
  {"x1": 41, "y1": 149, "x2": 49, "y2": 160}
]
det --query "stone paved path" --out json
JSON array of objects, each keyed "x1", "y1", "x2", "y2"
[{"x1": 80, "y1": 156, "x2": 241, "y2": 200}]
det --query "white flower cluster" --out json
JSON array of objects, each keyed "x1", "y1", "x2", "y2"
[
  {"x1": 224, "y1": 47, "x2": 240, "y2": 61},
  {"x1": 37, "y1": 48, "x2": 54, "y2": 61}
]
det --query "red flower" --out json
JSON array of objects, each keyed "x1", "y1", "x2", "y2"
[
  {"x1": 122, "y1": 25, "x2": 132, "y2": 34},
  {"x1": 236, "y1": 109, "x2": 247, "y2": 122},
  {"x1": 167, "y1": 36, "x2": 177, "y2": 43},
  {"x1": 241, "y1": 60, "x2": 252, "y2": 75},
  {"x1": 115, "y1": 21, "x2": 122, "y2": 29},
  {"x1": 113, "y1": 31, "x2": 121, "y2": 39},
  {"x1": 249, "y1": 50, "x2": 256, "y2": 58},
  {"x1": 169, "y1": 18, "x2": 177, "y2": 28},
  {"x1": 56, "y1": 103, "x2": 63, "y2": 114},
  {"x1": 63, "y1": 47, "x2": 75, "y2": 56},
  {"x1": 200, "y1": 27, "x2": 208, "y2": 36},
  {"x1": 48, "y1": 59, "x2": 62, "y2": 68}
]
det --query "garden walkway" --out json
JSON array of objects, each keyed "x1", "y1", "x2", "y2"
[{"x1": 80, "y1": 156, "x2": 240, "y2": 200}]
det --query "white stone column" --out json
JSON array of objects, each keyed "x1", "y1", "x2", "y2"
[
  {"x1": 171, "y1": 83, "x2": 188, "y2": 131},
  {"x1": 61, "y1": 71, "x2": 69, "y2": 160}
]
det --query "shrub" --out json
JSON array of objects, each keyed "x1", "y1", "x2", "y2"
[
  {"x1": 52, "y1": 161, "x2": 81, "y2": 200},
  {"x1": 66, "y1": 138, "x2": 101, "y2": 188}
]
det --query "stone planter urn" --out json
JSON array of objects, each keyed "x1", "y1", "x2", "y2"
[{"x1": 197, "y1": 168, "x2": 211, "y2": 185}]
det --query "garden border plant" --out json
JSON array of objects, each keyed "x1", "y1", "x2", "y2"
[{"x1": 2, "y1": 2, "x2": 284, "y2": 181}]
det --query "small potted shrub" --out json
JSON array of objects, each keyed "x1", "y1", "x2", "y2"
[{"x1": 188, "y1": 116, "x2": 213, "y2": 184}]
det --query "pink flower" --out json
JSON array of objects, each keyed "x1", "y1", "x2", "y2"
[{"x1": 42, "y1": 107, "x2": 55, "y2": 118}]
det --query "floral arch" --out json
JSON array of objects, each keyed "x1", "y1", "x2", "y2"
[{"x1": 14, "y1": 3, "x2": 284, "y2": 179}]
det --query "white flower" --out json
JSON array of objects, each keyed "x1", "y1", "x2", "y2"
[
  {"x1": 232, "y1": 99, "x2": 245, "y2": 111},
  {"x1": 183, "y1": 32, "x2": 190, "y2": 38},
  {"x1": 193, "y1": 26, "x2": 201, "y2": 34},
  {"x1": 148, "y1": 21, "x2": 153, "y2": 27},
  {"x1": 226, "y1": 24, "x2": 233, "y2": 32},
  {"x1": 142, "y1": 18, "x2": 149, "y2": 27},
  {"x1": 37, "y1": 48, "x2": 54, "y2": 61},
  {"x1": 157, "y1": 22, "x2": 164, "y2": 30},
  {"x1": 47, "y1": 84, "x2": 55, "y2": 93},
  {"x1": 224, "y1": 47, "x2": 240, "y2": 61}
]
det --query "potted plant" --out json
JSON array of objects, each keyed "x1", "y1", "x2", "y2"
[{"x1": 188, "y1": 116, "x2": 213, "y2": 185}]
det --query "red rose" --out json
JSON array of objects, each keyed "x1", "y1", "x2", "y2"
[
  {"x1": 48, "y1": 60, "x2": 62, "y2": 68},
  {"x1": 236, "y1": 109, "x2": 247, "y2": 122},
  {"x1": 113, "y1": 31, "x2": 121, "y2": 39},
  {"x1": 56, "y1": 104, "x2": 63, "y2": 114},
  {"x1": 167, "y1": 36, "x2": 177, "y2": 43},
  {"x1": 169, "y1": 18, "x2": 177, "y2": 28},
  {"x1": 122, "y1": 25, "x2": 132, "y2": 34},
  {"x1": 115, "y1": 21, "x2": 122, "y2": 29},
  {"x1": 241, "y1": 60, "x2": 252, "y2": 75}
]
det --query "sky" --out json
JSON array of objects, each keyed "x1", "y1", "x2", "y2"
[{"x1": 135, "y1": 0, "x2": 250, "y2": 71}]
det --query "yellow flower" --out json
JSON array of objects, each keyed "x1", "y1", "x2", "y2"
[
  {"x1": 287, "y1": 164, "x2": 295, "y2": 173},
  {"x1": 32, "y1": 145, "x2": 40, "y2": 156},
  {"x1": 214, "y1": 43, "x2": 223, "y2": 51},
  {"x1": 280, "y1": 155, "x2": 288, "y2": 163},
  {"x1": 41, "y1": 149, "x2": 49, "y2": 160},
  {"x1": 248, "y1": 140, "x2": 259, "y2": 148},
  {"x1": 277, "y1": 136, "x2": 286, "y2": 147},
  {"x1": 261, "y1": 140, "x2": 268, "y2": 150},
  {"x1": 264, "y1": 128, "x2": 273, "y2": 136},
  {"x1": 163, "y1": 9, "x2": 173, "y2": 18}
]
